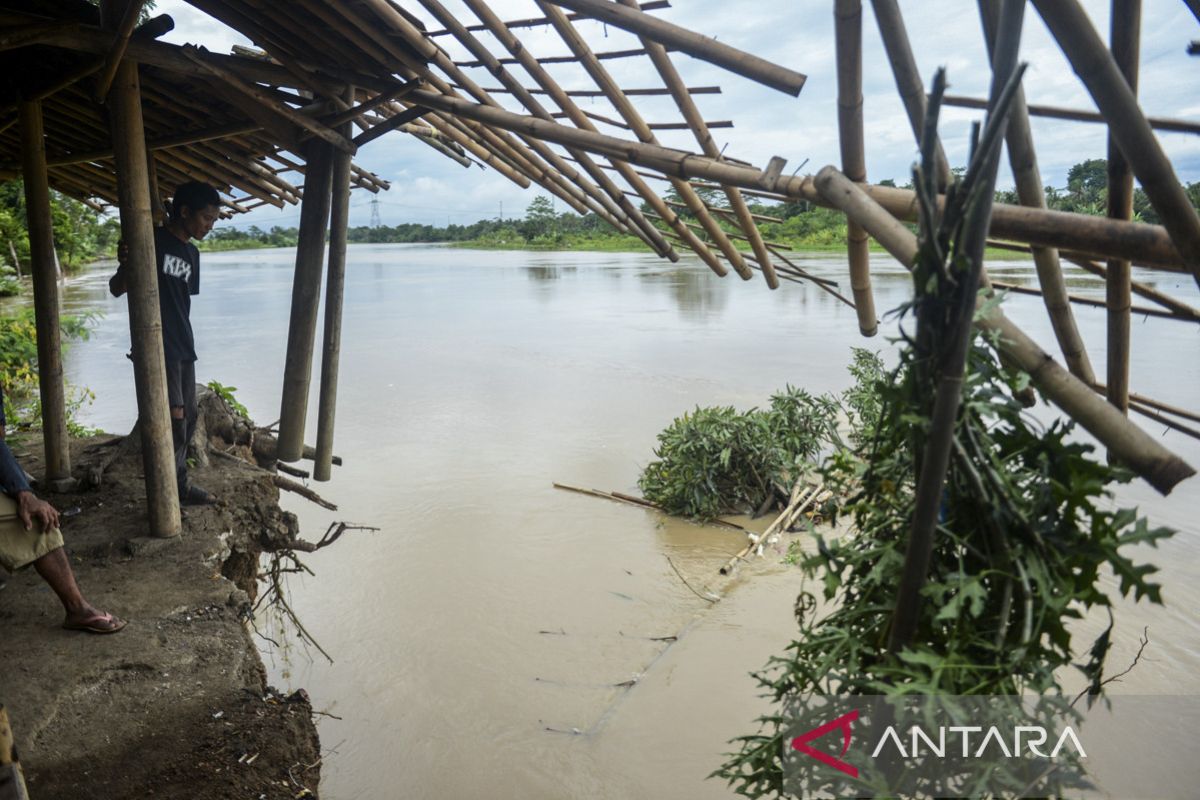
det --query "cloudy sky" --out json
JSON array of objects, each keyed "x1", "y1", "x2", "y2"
[{"x1": 152, "y1": 0, "x2": 1200, "y2": 230}]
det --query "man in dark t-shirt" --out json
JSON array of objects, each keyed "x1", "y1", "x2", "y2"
[{"x1": 110, "y1": 181, "x2": 221, "y2": 506}]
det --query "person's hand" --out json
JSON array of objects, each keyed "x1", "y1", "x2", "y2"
[
  {"x1": 16, "y1": 491, "x2": 59, "y2": 532},
  {"x1": 117, "y1": 238, "x2": 129, "y2": 265}
]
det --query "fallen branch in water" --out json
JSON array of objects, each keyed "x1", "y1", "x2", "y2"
[
  {"x1": 720, "y1": 483, "x2": 825, "y2": 576},
  {"x1": 665, "y1": 555, "x2": 720, "y2": 603},
  {"x1": 552, "y1": 482, "x2": 749, "y2": 532}
]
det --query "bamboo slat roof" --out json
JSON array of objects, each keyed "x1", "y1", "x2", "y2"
[{"x1": 0, "y1": 0, "x2": 814, "y2": 287}]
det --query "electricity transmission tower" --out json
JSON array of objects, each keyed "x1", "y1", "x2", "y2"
[{"x1": 370, "y1": 197, "x2": 382, "y2": 228}]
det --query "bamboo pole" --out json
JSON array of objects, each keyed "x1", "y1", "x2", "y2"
[
  {"x1": 107, "y1": 55, "x2": 181, "y2": 536},
  {"x1": 615, "y1": 0, "x2": 777, "y2": 286},
  {"x1": 869, "y1": 0, "x2": 952, "y2": 188},
  {"x1": 277, "y1": 140, "x2": 334, "y2": 462},
  {"x1": 989, "y1": 280, "x2": 1194, "y2": 322},
  {"x1": 0, "y1": 705, "x2": 28, "y2": 800},
  {"x1": 540, "y1": 0, "x2": 807, "y2": 96},
  {"x1": 93, "y1": 0, "x2": 145, "y2": 101},
  {"x1": 1031, "y1": 0, "x2": 1200, "y2": 287},
  {"x1": 978, "y1": 0, "x2": 1095, "y2": 383},
  {"x1": 535, "y1": 0, "x2": 750, "y2": 278},
  {"x1": 1069, "y1": 257, "x2": 1200, "y2": 319},
  {"x1": 1105, "y1": 0, "x2": 1140, "y2": 416},
  {"x1": 939, "y1": 94, "x2": 1200, "y2": 136},
  {"x1": 836, "y1": 0, "x2": 877, "y2": 336},
  {"x1": 427, "y1": 0, "x2": 671, "y2": 36},
  {"x1": 418, "y1": 0, "x2": 679, "y2": 259},
  {"x1": 404, "y1": 87, "x2": 1191, "y2": 271},
  {"x1": 816, "y1": 166, "x2": 1195, "y2": 495},
  {"x1": 314, "y1": 89, "x2": 353, "y2": 482},
  {"x1": 18, "y1": 99, "x2": 72, "y2": 485}
]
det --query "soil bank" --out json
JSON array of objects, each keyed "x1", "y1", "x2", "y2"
[{"x1": 0, "y1": 392, "x2": 324, "y2": 799}]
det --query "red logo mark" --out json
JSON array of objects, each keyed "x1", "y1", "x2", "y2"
[{"x1": 790, "y1": 709, "x2": 860, "y2": 778}]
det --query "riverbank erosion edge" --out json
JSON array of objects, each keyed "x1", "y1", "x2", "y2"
[{"x1": 0, "y1": 393, "x2": 324, "y2": 799}]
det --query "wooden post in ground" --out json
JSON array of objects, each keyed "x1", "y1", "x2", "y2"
[
  {"x1": 835, "y1": 0, "x2": 877, "y2": 336},
  {"x1": 277, "y1": 140, "x2": 334, "y2": 462},
  {"x1": 0, "y1": 706, "x2": 30, "y2": 800},
  {"x1": 109, "y1": 55, "x2": 182, "y2": 538},
  {"x1": 18, "y1": 98, "x2": 73, "y2": 486},
  {"x1": 314, "y1": 90, "x2": 353, "y2": 482},
  {"x1": 1106, "y1": 0, "x2": 1140, "y2": 416}
]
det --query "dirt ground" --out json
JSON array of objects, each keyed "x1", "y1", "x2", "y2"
[{"x1": 0, "y1": 398, "x2": 325, "y2": 799}]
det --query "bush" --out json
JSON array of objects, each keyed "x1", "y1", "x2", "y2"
[{"x1": 638, "y1": 386, "x2": 839, "y2": 519}]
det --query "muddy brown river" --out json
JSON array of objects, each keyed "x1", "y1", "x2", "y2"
[{"x1": 61, "y1": 244, "x2": 1199, "y2": 798}]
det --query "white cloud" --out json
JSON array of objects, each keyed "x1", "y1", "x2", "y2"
[{"x1": 152, "y1": 0, "x2": 1199, "y2": 229}]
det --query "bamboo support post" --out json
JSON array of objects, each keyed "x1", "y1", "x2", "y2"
[
  {"x1": 107, "y1": 53, "x2": 181, "y2": 536},
  {"x1": 869, "y1": 0, "x2": 952, "y2": 188},
  {"x1": 978, "y1": 0, "x2": 1095, "y2": 383},
  {"x1": 1105, "y1": 0, "x2": 1140, "y2": 416},
  {"x1": 816, "y1": 165, "x2": 1195, "y2": 495},
  {"x1": 277, "y1": 140, "x2": 334, "y2": 462},
  {"x1": 835, "y1": 0, "x2": 877, "y2": 336},
  {"x1": 1031, "y1": 0, "x2": 1200, "y2": 287},
  {"x1": 615, "y1": 0, "x2": 776, "y2": 286},
  {"x1": 18, "y1": 99, "x2": 72, "y2": 484},
  {"x1": 314, "y1": 88, "x2": 352, "y2": 482},
  {"x1": 541, "y1": 0, "x2": 807, "y2": 96},
  {"x1": 535, "y1": 0, "x2": 748, "y2": 278},
  {"x1": 0, "y1": 705, "x2": 28, "y2": 800}
]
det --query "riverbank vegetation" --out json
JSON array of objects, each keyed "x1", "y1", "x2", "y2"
[{"x1": 703, "y1": 87, "x2": 1175, "y2": 797}]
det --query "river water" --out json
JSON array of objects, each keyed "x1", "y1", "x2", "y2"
[{"x1": 53, "y1": 244, "x2": 1200, "y2": 798}]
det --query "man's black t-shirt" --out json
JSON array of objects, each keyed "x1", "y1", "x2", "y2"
[{"x1": 155, "y1": 226, "x2": 200, "y2": 362}]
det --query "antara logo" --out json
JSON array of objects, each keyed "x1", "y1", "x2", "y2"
[
  {"x1": 790, "y1": 709, "x2": 1087, "y2": 777},
  {"x1": 790, "y1": 710, "x2": 860, "y2": 778}
]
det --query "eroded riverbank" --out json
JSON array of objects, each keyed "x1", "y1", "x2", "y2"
[{"x1": 0, "y1": 396, "x2": 324, "y2": 799}]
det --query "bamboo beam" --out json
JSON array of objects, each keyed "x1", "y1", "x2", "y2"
[
  {"x1": 414, "y1": 0, "x2": 676, "y2": 256},
  {"x1": 314, "y1": 89, "x2": 352, "y2": 482},
  {"x1": 541, "y1": 0, "x2": 807, "y2": 96},
  {"x1": 456, "y1": 45, "x2": 671, "y2": 68},
  {"x1": 979, "y1": 0, "x2": 1095, "y2": 383},
  {"x1": 0, "y1": 20, "x2": 80, "y2": 53},
  {"x1": 836, "y1": 0, "x2": 877, "y2": 335},
  {"x1": 427, "y1": 0, "x2": 672, "y2": 36},
  {"x1": 107, "y1": 55, "x2": 181, "y2": 536},
  {"x1": 816, "y1": 165, "x2": 1194, "y2": 495},
  {"x1": 870, "y1": 0, "x2": 952, "y2": 188},
  {"x1": 1032, "y1": 0, "x2": 1200, "y2": 287},
  {"x1": 18, "y1": 99, "x2": 72, "y2": 484},
  {"x1": 940, "y1": 94, "x2": 1200, "y2": 136},
  {"x1": 989, "y1": 281, "x2": 1196, "y2": 322},
  {"x1": 1105, "y1": 0, "x2": 1140, "y2": 416},
  {"x1": 537, "y1": 0, "x2": 749, "y2": 278},
  {"x1": 93, "y1": 0, "x2": 145, "y2": 101},
  {"x1": 406, "y1": 87, "x2": 1190, "y2": 271},
  {"x1": 615, "y1": 0, "x2": 777, "y2": 287},
  {"x1": 180, "y1": 46, "x2": 356, "y2": 156},
  {"x1": 1068, "y1": 256, "x2": 1200, "y2": 319},
  {"x1": 468, "y1": 85, "x2": 722, "y2": 98},
  {"x1": 352, "y1": 105, "x2": 429, "y2": 148},
  {"x1": 277, "y1": 140, "x2": 334, "y2": 462}
]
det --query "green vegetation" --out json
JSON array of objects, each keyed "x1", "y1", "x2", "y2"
[
  {"x1": 713, "y1": 78, "x2": 1172, "y2": 799},
  {"x1": 0, "y1": 182, "x2": 120, "y2": 279},
  {"x1": 0, "y1": 308, "x2": 97, "y2": 434},
  {"x1": 205, "y1": 380, "x2": 249, "y2": 418}
]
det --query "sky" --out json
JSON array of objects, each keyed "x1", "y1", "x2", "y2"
[{"x1": 151, "y1": 0, "x2": 1200, "y2": 230}]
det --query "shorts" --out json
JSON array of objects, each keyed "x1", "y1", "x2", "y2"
[{"x1": 0, "y1": 493, "x2": 65, "y2": 573}]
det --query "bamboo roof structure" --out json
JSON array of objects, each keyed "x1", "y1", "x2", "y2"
[{"x1": 2, "y1": 0, "x2": 1198, "y2": 506}]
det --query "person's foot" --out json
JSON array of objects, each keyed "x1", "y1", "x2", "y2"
[
  {"x1": 181, "y1": 484, "x2": 217, "y2": 506},
  {"x1": 62, "y1": 608, "x2": 127, "y2": 634}
]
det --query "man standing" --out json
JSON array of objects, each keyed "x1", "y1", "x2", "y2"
[
  {"x1": 0, "y1": 439, "x2": 125, "y2": 633},
  {"x1": 111, "y1": 181, "x2": 221, "y2": 506}
]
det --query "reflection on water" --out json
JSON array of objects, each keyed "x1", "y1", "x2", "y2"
[{"x1": 46, "y1": 243, "x2": 1200, "y2": 799}]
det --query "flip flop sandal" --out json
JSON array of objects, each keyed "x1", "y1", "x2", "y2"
[{"x1": 63, "y1": 612, "x2": 128, "y2": 635}]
